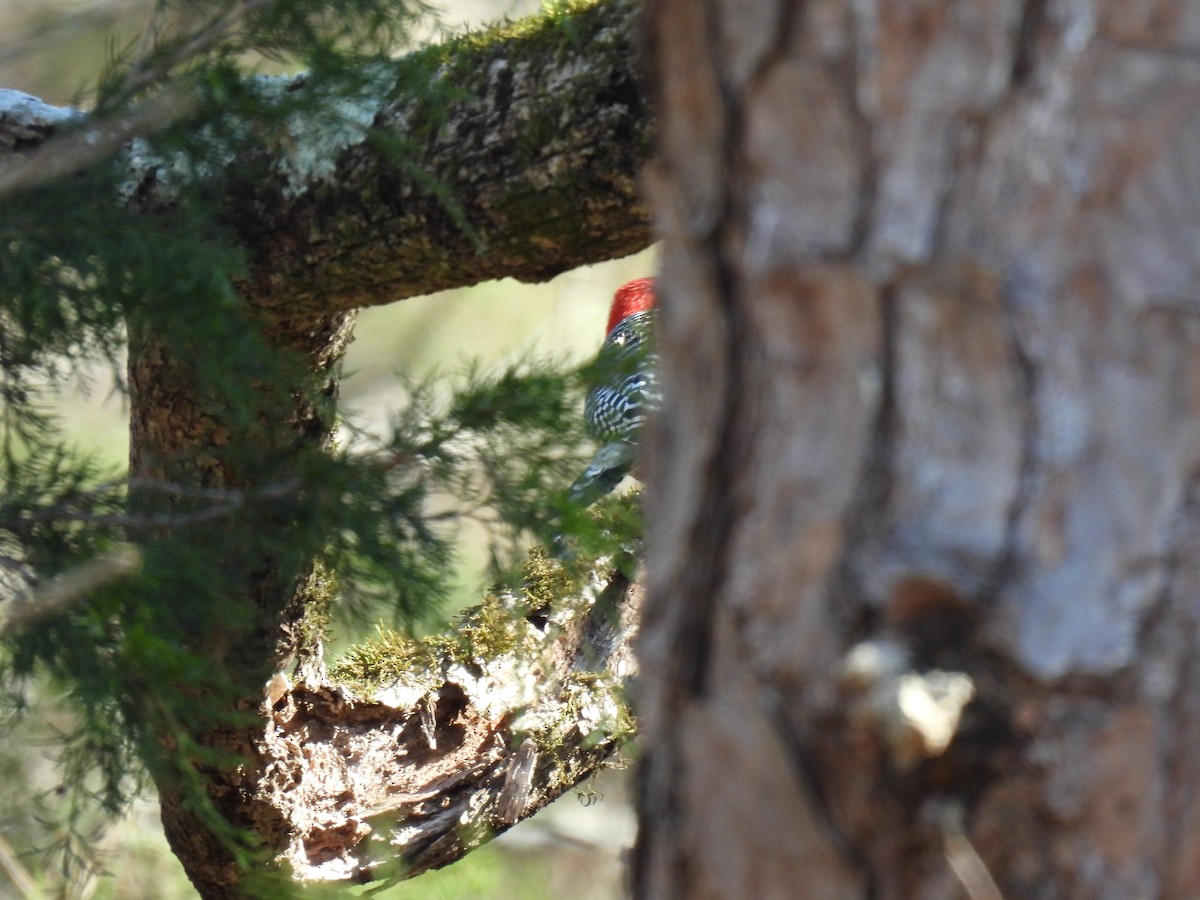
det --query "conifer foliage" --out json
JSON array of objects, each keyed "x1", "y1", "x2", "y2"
[{"x1": 0, "y1": 0, "x2": 648, "y2": 892}]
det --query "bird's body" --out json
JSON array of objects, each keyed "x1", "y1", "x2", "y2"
[
  {"x1": 567, "y1": 278, "x2": 658, "y2": 507},
  {"x1": 583, "y1": 308, "x2": 658, "y2": 444}
]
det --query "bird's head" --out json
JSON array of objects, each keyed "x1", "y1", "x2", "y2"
[{"x1": 606, "y1": 277, "x2": 656, "y2": 335}]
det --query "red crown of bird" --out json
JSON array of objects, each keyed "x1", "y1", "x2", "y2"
[{"x1": 606, "y1": 277, "x2": 656, "y2": 335}]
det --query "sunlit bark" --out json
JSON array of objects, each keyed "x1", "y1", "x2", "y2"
[{"x1": 639, "y1": 1, "x2": 1200, "y2": 897}]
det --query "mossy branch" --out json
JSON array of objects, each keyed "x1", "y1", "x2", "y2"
[
  {"x1": 251, "y1": 553, "x2": 640, "y2": 886},
  {"x1": 0, "y1": 0, "x2": 653, "y2": 319}
]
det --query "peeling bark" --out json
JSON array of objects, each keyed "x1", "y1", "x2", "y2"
[
  {"x1": 157, "y1": 573, "x2": 641, "y2": 896},
  {"x1": 640, "y1": 0, "x2": 1200, "y2": 897},
  {"x1": 268, "y1": 579, "x2": 640, "y2": 885}
]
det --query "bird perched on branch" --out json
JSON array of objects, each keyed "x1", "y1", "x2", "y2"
[{"x1": 566, "y1": 277, "x2": 659, "y2": 508}]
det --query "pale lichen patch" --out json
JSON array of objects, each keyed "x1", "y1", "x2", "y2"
[{"x1": 0, "y1": 88, "x2": 81, "y2": 132}]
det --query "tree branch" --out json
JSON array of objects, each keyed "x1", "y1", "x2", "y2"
[
  {"x1": 0, "y1": 544, "x2": 142, "y2": 636},
  {"x1": 0, "y1": 0, "x2": 654, "y2": 318},
  {"x1": 159, "y1": 563, "x2": 642, "y2": 892}
]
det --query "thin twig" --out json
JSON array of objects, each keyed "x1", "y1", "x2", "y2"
[
  {"x1": 133, "y1": 1, "x2": 169, "y2": 67},
  {"x1": 0, "y1": 830, "x2": 38, "y2": 899},
  {"x1": 1, "y1": 477, "x2": 304, "y2": 531},
  {"x1": 0, "y1": 544, "x2": 142, "y2": 636},
  {"x1": 0, "y1": 0, "x2": 144, "y2": 68},
  {"x1": 0, "y1": 443, "x2": 432, "y2": 533},
  {"x1": 938, "y1": 802, "x2": 1005, "y2": 900},
  {"x1": 0, "y1": 83, "x2": 192, "y2": 198},
  {"x1": 115, "y1": 0, "x2": 275, "y2": 104},
  {"x1": 0, "y1": 0, "x2": 276, "y2": 200}
]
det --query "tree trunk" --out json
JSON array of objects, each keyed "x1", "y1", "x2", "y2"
[
  {"x1": 638, "y1": 1, "x2": 1200, "y2": 897},
  {"x1": 128, "y1": 309, "x2": 358, "y2": 896}
]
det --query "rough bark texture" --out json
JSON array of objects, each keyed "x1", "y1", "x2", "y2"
[
  {"x1": 0, "y1": 0, "x2": 651, "y2": 315},
  {"x1": 224, "y1": 0, "x2": 651, "y2": 314},
  {"x1": 639, "y1": 1, "x2": 1200, "y2": 898},
  {"x1": 128, "y1": 309, "x2": 362, "y2": 897}
]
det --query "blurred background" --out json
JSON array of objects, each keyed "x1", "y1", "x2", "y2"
[{"x1": 0, "y1": 1, "x2": 655, "y2": 895}]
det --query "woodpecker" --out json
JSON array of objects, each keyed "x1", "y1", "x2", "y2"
[{"x1": 567, "y1": 277, "x2": 659, "y2": 507}]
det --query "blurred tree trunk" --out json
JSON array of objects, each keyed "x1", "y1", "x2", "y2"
[{"x1": 638, "y1": 1, "x2": 1200, "y2": 897}]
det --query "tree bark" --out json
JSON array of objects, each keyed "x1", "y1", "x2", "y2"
[
  {"x1": 0, "y1": 0, "x2": 651, "y2": 314},
  {"x1": 639, "y1": 1, "x2": 1200, "y2": 897},
  {"x1": 222, "y1": 0, "x2": 651, "y2": 314}
]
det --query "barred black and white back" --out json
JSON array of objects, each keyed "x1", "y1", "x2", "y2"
[
  {"x1": 566, "y1": 306, "x2": 659, "y2": 509},
  {"x1": 583, "y1": 309, "x2": 659, "y2": 444}
]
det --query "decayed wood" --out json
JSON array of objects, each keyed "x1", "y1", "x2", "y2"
[
  {"x1": 640, "y1": 0, "x2": 1200, "y2": 897},
  {"x1": 154, "y1": 571, "x2": 640, "y2": 896},
  {"x1": 265, "y1": 576, "x2": 640, "y2": 884}
]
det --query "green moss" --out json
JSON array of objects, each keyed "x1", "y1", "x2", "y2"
[
  {"x1": 455, "y1": 594, "x2": 527, "y2": 663},
  {"x1": 529, "y1": 670, "x2": 633, "y2": 789},
  {"x1": 440, "y1": 0, "x2": 610, "y2": 64},
  {"x1": 521, "y1": 546, "x2": 578, "y2": 612},
  {"x1": 385, "y1": 0, "x2": 610, "y2": 91},
  {"x1": 331, "y1": 592, "x2": 532, "y2": 695},
  {"x1": 296, "y1": 562, "x2": 337, "y2": 650},
  {"x1": 563, "y1": 671, "x2": 635, "y2": 740},
  {"x1": 329, "y1": 626, "x2": 439, "y2": 695},
  {"x1": 382, "y1": 0, "x2": 630, "y2": 159}
]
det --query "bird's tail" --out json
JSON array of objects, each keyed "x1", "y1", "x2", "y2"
[{"x1": 566, "y1": 440, "x2": 637, "y2": 508}]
